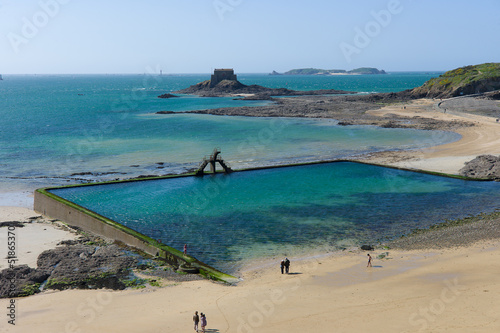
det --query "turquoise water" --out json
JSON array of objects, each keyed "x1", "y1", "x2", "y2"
[
  {"x1": 50, "y1": 162, "x2": 500, "y2": 274},
  {"x1": 3, "y1": 73, "x2": 497, "y2": 274},
  {"x1": 0, "y1": 72, "x2": 454, "y2": 191}
]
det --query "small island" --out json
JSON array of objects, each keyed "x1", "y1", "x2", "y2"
[
  {"x1": 270, "y1": 67, "x2": 387, "y2": 75},
  {"x1": 168, "y1": 68, "x2": 356, "y2": 98}
]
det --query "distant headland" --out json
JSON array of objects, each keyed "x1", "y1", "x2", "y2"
[{"x1": 270, "y1": 67, "x2": 387, "y2": 75}]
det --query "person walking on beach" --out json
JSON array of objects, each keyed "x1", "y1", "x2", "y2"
[
  {"x1": 193, "y1": 311, "x2": 199, "y2": 332},
  {"x1": 280, "y1": 259, "x2": 285, "y2": 274},
  {"x1": 284, "y1": 258, "x2": 290, "y2": 274},
  {"x1": 367, "y1": 254, "x2": 372, "y2": 267},
  {"x1": 200, "y1": 313, "x2": 207, "y2": 333}
]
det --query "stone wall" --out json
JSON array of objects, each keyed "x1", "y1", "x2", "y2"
[{"x1": 210, "y1": 68, "x2": 237, "y2": 87}]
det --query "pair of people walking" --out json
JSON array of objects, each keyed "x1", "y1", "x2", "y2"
[
  {"x1": 193, "y1": 311, "x2": 207, "y2": 332},
  {"x1": 280, "y1": 258, "x2": 290, "y2": 274}
]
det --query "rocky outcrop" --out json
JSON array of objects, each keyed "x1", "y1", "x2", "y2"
[
  {"x1": 0, "y1": 238, "x2": 138, "y2": 298},
  {"x1": 171, "y1": 79, "x2": 355, "y2": 98},
  {"x1": 482, "y1": 90, "x2": 500, "y2": 100},
  {"x1": 410, "y1": 63, "x2": 500, "y2": 99},
  {"x1": 158, "y1": 93, "x2": 179, "y2": 99},
  {"x1": 459, "y1": 155, "x2": 500, "y2": 181}
]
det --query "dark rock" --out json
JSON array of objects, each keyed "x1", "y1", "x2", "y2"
[
  {"x1": 156, "y1": 111, "x2": 176, "y2": 114},
  {"x1": 70, "y1": 172, "x2": 93, "y2": 176},
  {"x1": 361, "y1": 245, "x2": 374, "y2": 251},
  {"x1": 0, "y1": 265, "x2": 49, "y2": 298},
  {"x1": 459, "y1": 155, "x2": 500, "y2": 180},
  {"x1": 170, "y1": 79, "x2": 356, "y2": 98},
  {"x1": 0, "y1": 221, "x2": 25, "y2": 228},
  {"x1": 157, "y1": 93, "x2": 179, "y2": 99},
  {"x1": 36, "y1": 244, "x2": 138, "y2": 292},
  {"x1": 57, "y1": 239, "x2": 79, "y2": 246}
]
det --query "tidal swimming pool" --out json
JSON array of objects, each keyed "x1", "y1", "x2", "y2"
[{"x1": 49, "y1": 162, "x2": 500, "y2": 273}]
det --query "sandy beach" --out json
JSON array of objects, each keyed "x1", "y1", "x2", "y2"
[
  {"x1": 1, "y1": 97, "x2": 500, "y2": 332},
  {"x1": 1, "y1": 216, "x2": 500, "y2": 332},
  {"x1": 362, "y1": 98, "x2": 500, "y2": 174}
]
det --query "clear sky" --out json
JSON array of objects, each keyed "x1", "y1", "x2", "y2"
[{"x1": 1, "y1": 0, "x2": 499, "y2": 74}]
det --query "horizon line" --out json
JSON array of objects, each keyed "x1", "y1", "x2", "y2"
[{"x1": 0, "y1": 70, "x2": 446, "y2": 76}]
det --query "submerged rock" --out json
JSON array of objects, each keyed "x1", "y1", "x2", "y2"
[{"x1": 157, "y1": 93, "x2": 179, "y2": 98}]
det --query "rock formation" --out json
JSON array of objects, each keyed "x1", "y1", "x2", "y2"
[
  {"x1": 170, "y1": 71, "x2": 355, "y2": 98},
  {"x1": 459, "y1": 155, "x2": 500, "y2": 181}
]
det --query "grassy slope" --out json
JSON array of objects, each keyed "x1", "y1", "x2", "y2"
[{"x1": 418, "y1": 63, "x2": 500, "y2": 96}]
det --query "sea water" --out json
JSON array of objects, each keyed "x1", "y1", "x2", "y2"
[
  {"x1": 2, "y1": 72, "x2": 498, "y2": 273},
  {"x1": 50, "y1": 162, "x2": 500, "y2": 274},
  {"x1": 0, "y1": 72, "x2": 452, "y2": 192}
]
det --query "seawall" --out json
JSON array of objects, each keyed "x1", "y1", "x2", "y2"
[{"x1": 34, "y1": 187, "x2": 239, "y2": 284}]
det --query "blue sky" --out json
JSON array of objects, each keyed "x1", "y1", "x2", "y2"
[{"x1": 1, "y1": 0, "x2": 499, "y2": 74}]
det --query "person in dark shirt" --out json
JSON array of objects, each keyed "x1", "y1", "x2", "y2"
[
  {"x1": 193, "y1": 311, "x2": 199, "y2": 332},
  {"x1": 284, "y1": 258, "x2": 290, "y2": 274}
]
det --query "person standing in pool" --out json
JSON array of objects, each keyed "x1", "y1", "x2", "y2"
[
  {"x1": 193, "y1": 311, "x2": 199, "y2": 332},
  {"x1": 284, "y1": 258, "x2": 290, "y2": 274}
]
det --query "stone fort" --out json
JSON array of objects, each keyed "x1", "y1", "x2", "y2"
[{"x1": 210, "y1": 68, "x2": 237, "y2": 87}]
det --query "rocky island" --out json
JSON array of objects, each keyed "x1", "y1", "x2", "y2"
[
  {"x1": 169, "y1": 68, "x2": 356, "y2": 98},
  {"x1": 271, "y1": 67, "x2": 387, "y2": 75},
  {"x1": 159, "y1": 64, "x2": 500, "y2": 131}
]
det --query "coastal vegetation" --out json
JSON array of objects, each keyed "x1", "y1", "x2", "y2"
[{"x1": 411, "y1": 62, "x2": 500, "y2": 98}]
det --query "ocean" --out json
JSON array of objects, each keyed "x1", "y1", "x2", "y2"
[
  {"x1": 2, "y1": 72, "x2": 500, "y2": 273},
  {"x1": 0, "y1": 72, "x2": 449, "y2": 193}
]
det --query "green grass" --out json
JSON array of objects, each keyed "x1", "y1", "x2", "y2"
[{"x1": 423, "y1": 63, "x2": 500, "y2": 90}]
